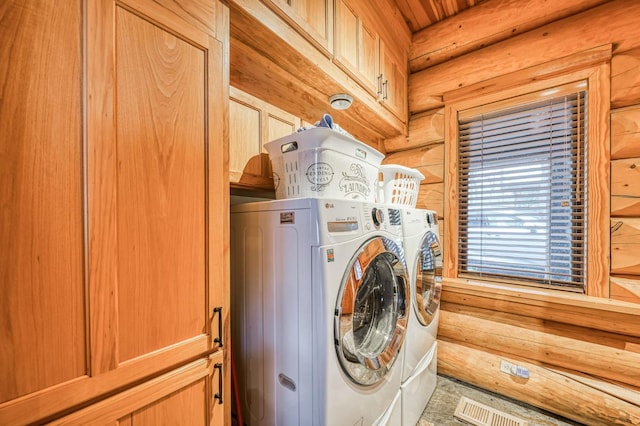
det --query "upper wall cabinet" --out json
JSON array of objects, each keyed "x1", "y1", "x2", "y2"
[
  {"x1": 334, "y1": 0, "x2": 379, "y2": 95},
  {"x1": 262, "y1": 0, "x2": 333, "y2": 55},
  {"x1": 229, "y1": 0, "x2": 410, "y2": 143},
  {"x1": 380, "y1": 37, "x2": 408, "y2": 120},
  {"x1": 333, "y1": 0, "x2": 408, "y2": 120}
]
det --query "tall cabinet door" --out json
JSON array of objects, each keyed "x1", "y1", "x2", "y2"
[
  {"x1": 87, "y1": 0, "x2": 227, "y2": 373},
  {"x1": 0, "y1": 0, "x2": 228, "y2": 423},
  {"x1": 0, "y1": 0, "x2": 86, "y2": 406}
]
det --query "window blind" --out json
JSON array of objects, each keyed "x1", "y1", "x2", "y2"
[{"x1": 457, "y1": 91, "x2": 587, "y2": 290}]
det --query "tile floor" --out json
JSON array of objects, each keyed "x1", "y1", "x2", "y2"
[{"x1": 418, "y1": 375, "x2": 585, "y2": 426}]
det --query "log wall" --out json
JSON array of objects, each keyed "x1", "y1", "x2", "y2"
[{"x1": 388, "y1": 0, "x2": 640, "y2": 423}]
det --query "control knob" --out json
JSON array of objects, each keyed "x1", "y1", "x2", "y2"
[{"x1": 371, "y1": 207, "x2": 384, "y2": 227}]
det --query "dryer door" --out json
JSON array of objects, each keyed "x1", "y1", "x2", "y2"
[
  {"x1": 414, "y1": 231, "x2": 442, "y2": 326},
  {"x1": 335, "y1": 236, "x2": 409, "y2": 386}
]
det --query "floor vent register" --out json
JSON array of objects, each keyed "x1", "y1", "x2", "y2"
[{"x1": 454, "y1": 396, "x2": 528, "y2": 426}]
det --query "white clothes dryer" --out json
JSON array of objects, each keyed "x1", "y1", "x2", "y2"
[
  {"x1": 399, "y1": 208, "x2": 442, "y2": 426},
  {"x1": 230, "y1": 198, "x2": 410, "y2": 426}
]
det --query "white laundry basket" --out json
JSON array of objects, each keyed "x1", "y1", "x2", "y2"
[
  {"x1": 378, "y1": 164, "x2": 425, "y2": 207},
  {"x1": 265, "y1": 127, "x2": 384, "y2": 201}
]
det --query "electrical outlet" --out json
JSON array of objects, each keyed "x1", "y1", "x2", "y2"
[{"x1": 500, "y1": 360, "x2": 530, "y2": 379}]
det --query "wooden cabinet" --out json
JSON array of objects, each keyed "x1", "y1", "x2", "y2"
[
  {"x1": 0, "y1": 0, "x2": 86, "y2": 405},
  {"x1": 51, "y1": 353, "x2": 225, "y2": 425},
  {"x1": 262, "y1": 0, "x2": 333, "y2": 55},
  {"x1": 229, "y1": 0, "x2": 409, "y2": 145},
  {"x1": 0, "y1": 0, "x2": 229, "y2": 423},
  {"x1": 380, "y1": 38, "x2": 408, "y2": 120},
  {"x1": 230, "y1": 86, "x2": 300, "y2": 189},
  {"x1": 334, "y1": 0, "x2": 408, "y2": 120},
  {"x1": 333, "y1": 0, "x2": 379, "y2": 95}
]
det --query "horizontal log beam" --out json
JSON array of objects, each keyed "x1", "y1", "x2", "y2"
[
  {"x1": 441, "y1": 279, "x2": 640, "y2": 336},
  {"x1": 438, "y1": 308, "x2": 640, "y2": 387},
  {"x1": 409, "y1": 0, "x2": 640, "y2": 113},
  {"x1": 554, "y1": 368, "x2": 640, "y2": 405},
  {"x1": 442, "y1": 44, "x2": 611, "y2": 106},
  {"x1": 612, "y1": 48, "x2": 640, "y2": 109},
  {"x1": 611, "y1": 276, "x2": 640, "y2": 304},
  {"x1": 384, "y1": 108, "x2": 444, "y2": 152},
  {"x1": 442, "y1": 302, "x2": 640, "y2": 352},
  {"x1": 612, "y1": 158, "x2": 640, "y2": 197},
  {"x1": 611, "y1": 218, "x2": 640, "y2": 275},
  {"x1": 611, "y1": 196, "x2": 640, "y2": 217},
  {"x1": 438, "y1": 340, "x2": 640, "y2": 425},
  {"x1": 410, "y1": 0, "x2": 608, "y2": 72},
  {"x1": 416, "y1": 182, "x2": 443, "y2": 217},
  {"x1": 611, "y1": 104, "x2": 640, "y2": 159},
  {"x1": 383, "y1": 143, "x2": 443, "y2": 184}
]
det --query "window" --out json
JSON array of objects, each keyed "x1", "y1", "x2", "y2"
[{"x1": 456, "y1": 84, "x2": 587, "y2": 291}]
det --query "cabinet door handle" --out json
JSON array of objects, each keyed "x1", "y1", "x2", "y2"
[
  {"x1": 213, "y1": 363, "x2": 223, "y2": 405},
  {"x1": 377, "y1": 74, "x2": 383, "y2": 95},
  {"x1": 382, "y1": 80, "x2": 388, "y2": 100},
  {"x1": 213, "y1": 306, "x2": 223, "y2": 347}
]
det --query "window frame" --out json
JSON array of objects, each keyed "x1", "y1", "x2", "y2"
[
  {"x1": 457, "y1": 83, "x2": 587, "y2": 291},
  {"x1": 444, "y1": 62, "x2": 610, "y2": 297}
]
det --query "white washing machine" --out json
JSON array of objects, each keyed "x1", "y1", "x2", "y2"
[
  {"x1": 399, "y1": 208, "x2": 442, "y2": 426},
  {"x1": 230, "y1": 198, "x2": 410, "y2": 426}
]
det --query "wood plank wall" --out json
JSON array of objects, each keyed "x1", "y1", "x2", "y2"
[{"x1": 387, "y1": 0, "x2": 640, "y2": 423}]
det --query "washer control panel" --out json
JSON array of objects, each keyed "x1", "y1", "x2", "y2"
[
  {"x1": 362, "y1": 204, "x2": 402, "y2": 234},
  {"x1": 319, "y1": 201, "x2": 404, "y2": 240}
]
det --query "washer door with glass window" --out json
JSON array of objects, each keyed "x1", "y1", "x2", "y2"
[
  {"x1": 414, "y1": 231, "x2": 443, "y2": 326},
  {"x1": 334, "y1": 236, "x2": 409, "y2": 386}
]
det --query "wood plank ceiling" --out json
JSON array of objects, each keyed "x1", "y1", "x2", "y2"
[{"x1": 394, "y1": 0, "x2": 485, "y2": 33}]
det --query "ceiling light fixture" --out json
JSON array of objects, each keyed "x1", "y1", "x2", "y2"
[{"x1": 329, "y1": 93, "x2": 353, "y2": 110}]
